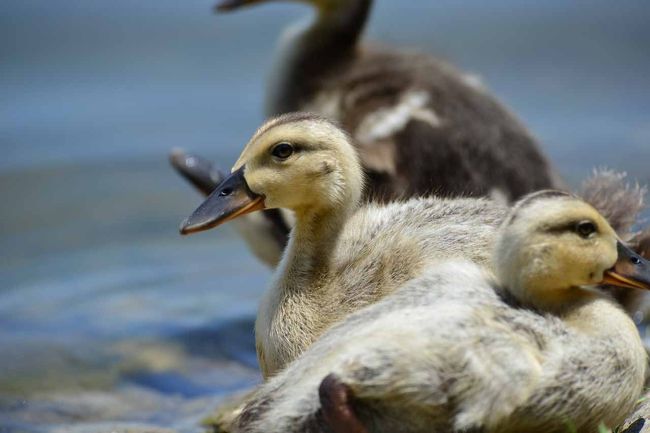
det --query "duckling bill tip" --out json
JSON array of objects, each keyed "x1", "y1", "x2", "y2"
[{"x1": 179, "y1": 217, "x2": 194, "y2": 235}]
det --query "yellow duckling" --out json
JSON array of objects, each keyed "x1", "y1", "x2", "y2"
[
  {"x1": 231, "y1": 191, "x2": 650, "y2": 433},
  {"x1": 180, "y1": 113, "x2": 508, "y2": 378}
]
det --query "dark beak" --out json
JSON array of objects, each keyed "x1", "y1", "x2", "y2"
[
  {"x1": 169, "y1": 148, "x2": 224, "y2": 196},
  {"x1": 602, "y1": 241, "x2": 650, "y2": 291},
  {"x1": 180, "y1": 166, "x2": 265, "y2": 235},
  {"x1": 214, "y1": 0, "x2": 263, "y2": 12}
]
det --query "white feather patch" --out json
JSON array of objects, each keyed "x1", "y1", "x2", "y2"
[
  {"x1": 461, "y1": 73, "x2": 486, "y2": 91},
  {"x1": 355, "y1": 90, "x2": 441, "y2": 144}
]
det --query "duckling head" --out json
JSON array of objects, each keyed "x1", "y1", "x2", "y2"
[
  {"x1": 180, "y1": 113, "x2": 364, "y2": 234},
  {"x1": 494, "y1": 191, "x2": 650, "y2": 311}
]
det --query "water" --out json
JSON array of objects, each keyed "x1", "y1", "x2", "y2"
[{"x1": 1, "y1": 1, "x2": 649, "y2": 431}]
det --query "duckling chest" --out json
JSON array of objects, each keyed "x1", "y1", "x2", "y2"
[{"x1": 255, "y1": 286, "x2": 334, "y2": 379}]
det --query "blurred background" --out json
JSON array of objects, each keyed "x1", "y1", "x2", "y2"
[{"x1": 1, "y1": 1, "x2": 649, "y2": 432}]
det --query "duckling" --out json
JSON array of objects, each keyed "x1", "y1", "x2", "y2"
[
  {"x1": 231, "y1": 192, "x2": 650, "y2": 433},
  {"x1": 199, "y1": 0, "x2": 561, "y2": 267},
  {"x1": 180, "y1": 113, "x2": 509, "y2": 378}
]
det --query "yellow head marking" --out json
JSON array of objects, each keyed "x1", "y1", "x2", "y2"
[{"x1": 494, "y1": 193, "x2": 619, "y2": 309}]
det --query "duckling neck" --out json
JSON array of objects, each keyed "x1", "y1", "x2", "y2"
[
  {"x1": 266, "y1": 0, "x2": 372, "y2": 115},
  {"x1": 523, "y1": 288, "x2": 639, "y2": 342},
  {"x1": 278, "y1": 205, "x2": 351, "y2": 290},
  {"x1": 256, "y1": 203, "x2": 356, "y2": 377}
]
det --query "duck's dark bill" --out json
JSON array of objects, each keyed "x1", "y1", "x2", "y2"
[
  {"x1": 180, "y1": 166, "x2": 265, "y2": 235},
  {"x1": 215, "y1": 0, "x2": 262, "y2": 12},
  {"x1": 602, "y1": 241, "x2": 650, "y2": 291}
]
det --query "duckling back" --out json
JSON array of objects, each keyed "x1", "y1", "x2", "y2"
[{"x1": 331, "y1": 197, "x2": 506, "y2": 310}]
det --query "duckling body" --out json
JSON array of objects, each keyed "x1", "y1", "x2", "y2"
[{"x1": 232, "y1": 194, "x2": 650, "y2": 433}]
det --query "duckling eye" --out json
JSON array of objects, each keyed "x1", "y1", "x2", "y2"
[
  {"x1": 575, "y1": 220, "x2": 597, "y2": 238},
  {"x1": 271, "y1": 142, "x2": 294, "y2": 160}
]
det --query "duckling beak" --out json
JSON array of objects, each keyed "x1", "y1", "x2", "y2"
[
  {"x1": 215, "y1": 0, "x2": 265, "y2": 12},
  {"x1": 602, "y1": 241, "x2": 650, "y2": 291},
  {"x1": 169, "y1": 148, "x2": 224, "y2": 196},
  {"x1": 179, "y1": 166, "x2": 265, "y2": 235}
]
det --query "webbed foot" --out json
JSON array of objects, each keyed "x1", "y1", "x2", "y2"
[{"x1": 319, "y1": 373, "x2": 368, "y2": 433}]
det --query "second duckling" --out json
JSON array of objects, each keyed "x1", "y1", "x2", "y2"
[{"x1": 232, "y1": 192, "x2": 650, "y2": 433}]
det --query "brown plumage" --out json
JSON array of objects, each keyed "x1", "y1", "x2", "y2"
[
  {"x1": 189, "y1": 0, "x2": 562, "y2": 267},
  {"x1": 219, "y1": 0, "x2": 561, "y2": 201}
]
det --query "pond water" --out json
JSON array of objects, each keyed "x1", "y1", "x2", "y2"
[{"x1": 1, "y1": 1, "x2": 650, "y2": 432}]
